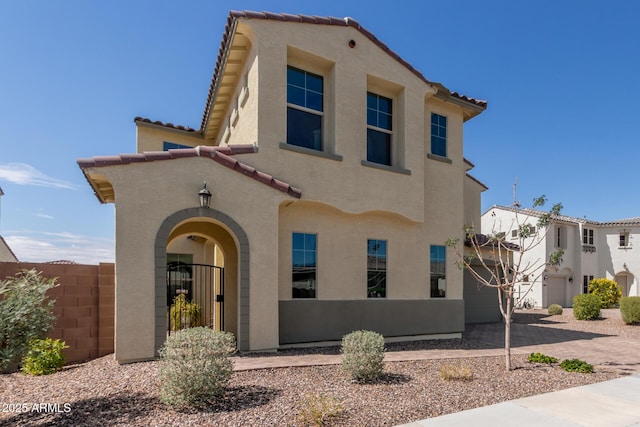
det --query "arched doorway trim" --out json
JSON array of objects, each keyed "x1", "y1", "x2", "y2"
[{"x1": 155, "y1": 207, "x2": 249, "y2": 353}]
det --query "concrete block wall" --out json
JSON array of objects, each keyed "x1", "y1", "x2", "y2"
[{"x1": 0, "y1": 262, "x2": 115, "y2": 363}]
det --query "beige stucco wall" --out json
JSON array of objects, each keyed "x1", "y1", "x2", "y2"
[
  {"x1": 86, "y1": 156, "x2": 290, "y2": 361},
  {"x1": 0, "y1": 237, "x2": 17, "y2": 262},
  {"x1": 464, "y1": 176, "x2": 484, "y2": 229},
  {"x1": 278, "y1": 200, "x2": 463, "y2": 301},
  {"x1": 136, "y1": 124, "x2": 203, "y2": 153}
]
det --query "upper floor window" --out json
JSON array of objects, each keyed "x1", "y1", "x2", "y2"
[
  {"x1": 287, "y1": 66, "x2": 323, "y2": 151},
  {"x1": 430, "y1": 245, "x2": 446, "y2": 298},
  {"x1": 555, "y1": 225, "x2": 567, "y2": 249},
  {"x1": 582, "y1": 228, "x2": 594, "y2": 245},
  {"x1": 620, "y1": 231, "x2": 630, "y2": 248},
  {"x1": 163, "y1": 141, "x2": 191, "y2": 151},
  {"x1": 366, "y1": 92, "x2": 392, "y2": 166},
  {"x1": 431, "y1": 113, "x2": 447, "y2": 157},
  {"x1": 367, "y1": 239, "x2": 387, "y2": 298},
  {"x1": 292, "y1": 232, "x2": 317, "y2": 298}
]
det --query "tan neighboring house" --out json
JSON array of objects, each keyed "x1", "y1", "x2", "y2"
[
  {"x1": 0, "y1": 187, "x2": 18, "y2": 262},
  {"x1": 78, "y1": 11, "x2": 489, "y2": 363}
]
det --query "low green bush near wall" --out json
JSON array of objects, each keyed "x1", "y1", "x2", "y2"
[
  {"x1": 21, "y1": 338, "x2": 68, "y2": 375},
  {"x1": 341, "y1": 330, "x2": 385, "y2": 383},
  {"x1": 547, "y1": 304, "x2": 563, "y2": 315},
  {"x1": 573, "y1": 294, "x2": 601, "y2": 320},
  {"x1": 620, "y1": 296, "x2": 640, "y2": 324},
  {"x1": 158, "y1": 327, "x2": 236, "y2": 408}
]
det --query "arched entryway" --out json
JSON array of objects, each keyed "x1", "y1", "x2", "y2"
[
  {"x1": 614, "y1": 272, "x2": 634, "y2": 297},
  {"x1": 154, "y1": 207, "x2": 250, "y2": 353}
]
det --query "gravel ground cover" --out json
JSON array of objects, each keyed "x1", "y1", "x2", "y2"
[{"x1": 0, "y1": 309, "x2": 634, "y2": 427}]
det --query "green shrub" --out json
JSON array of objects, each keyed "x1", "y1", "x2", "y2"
[
  {"x1": 298, "y1": 392, "x2": 344, "y2": 426},
  {"x1": 528, "y1": 352, "x2": 558, "y2": 364},
  {"x1": 620, "y1": 296, "x2": 640, "y2": 324},
  {"x1": 169, "y1": 294, "x2": 201, "y2": 331},
  {"x1": 21, "y1": 338, "x2": 68, "y2": 375},
  {"x1": 0, "y1": 270, "x2": 57, "y2": 372},
  {"x1": 158, "y1": 327, "x2": 236, "y2": 407},
  {"x1": 439, "y1": 363, "x2": 473, "y2": 381},
  {"x1": 573, "y1": 294, "x2": 601, "y2": 320},
  {"x1": 588, "y1": 278, "x2": 622, "y2": 308},
  {"x1": 547, "y1": 304, "x2": 563, "y2": 315},
  {"x1": 341, "y1": 330, "x2": 385, "y2": 383},
  {"x1": 560, "y1": 358, "x2": 594, "y2": 373}
]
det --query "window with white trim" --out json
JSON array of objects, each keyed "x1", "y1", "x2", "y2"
[
  {"x1": 582, "y1": 228, "x2": 594, "y2": 245},
  {"x1": 430, "y1": 113, "x2": 447, "y2": 157}
]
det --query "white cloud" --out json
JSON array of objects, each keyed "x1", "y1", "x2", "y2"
[
  {"x1": 0, "y1": 163, "x2": 77, "y2": 189},
  {"x1": 4, "y1": 231, "x2": 114, "y2": 264},
  {"x1": 34, "y1": 212, "x2": 54, "y2": 220}
]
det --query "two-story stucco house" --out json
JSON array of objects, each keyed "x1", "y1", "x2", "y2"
[
  {"x1": 78, "y1": 11, "x2": 489, "y2": 363},
  {"x1": 482, "y1": 205, "x2": 639, "y2": 308}
]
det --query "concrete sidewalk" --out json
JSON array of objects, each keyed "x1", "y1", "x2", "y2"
[{"x1": 398, "y1": 374, "x2": 640, "y2": 427}]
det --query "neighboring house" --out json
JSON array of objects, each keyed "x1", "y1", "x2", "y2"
[
  {"x1": 482, "y1": 205, "x2": 640, "y2": 308},
  {"x1": 78, "y1": 11, "x2": 489, "y2": 363},
  {"x1": 0, "y1": 187, "x2": 18, "y2": 263}
]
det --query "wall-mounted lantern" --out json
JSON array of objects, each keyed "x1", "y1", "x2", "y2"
[
  {"x1": 568, "y1": 276, "x2": 573, "y2": 283},
  {"x1": 198, "y1": 182, "x2": 212, "y2": 208}
]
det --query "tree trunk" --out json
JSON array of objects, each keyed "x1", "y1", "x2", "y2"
[{"x1": 504, "y1": 294, "x2": 512, "y2": 371}]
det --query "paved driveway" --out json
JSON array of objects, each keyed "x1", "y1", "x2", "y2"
[{"x1": 465, "y1": 309, "x2": 640, "y2": 373}]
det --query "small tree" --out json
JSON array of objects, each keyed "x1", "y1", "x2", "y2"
[
  {"x1": 0, "y1": 270, "x2": 57, "y2": 372},
  {"x1": 446, "y1": 192, "x2": 563, "y2": 371}
]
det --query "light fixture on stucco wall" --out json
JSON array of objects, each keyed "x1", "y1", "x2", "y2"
[{"x1": 198, "y1": 182, "x2": 212, "y2": 208}]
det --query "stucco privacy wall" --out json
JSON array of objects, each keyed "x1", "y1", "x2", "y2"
[
  {"x1": 84, "y1": 157, "x2": 291, "y2": 361},
  {"x1": 0, "y1": 262, "x2": 114, "y2": 363}
]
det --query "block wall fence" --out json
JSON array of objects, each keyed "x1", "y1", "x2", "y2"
[{"x1": 0, "y1": 262, "x2": 115, "y2": 364}]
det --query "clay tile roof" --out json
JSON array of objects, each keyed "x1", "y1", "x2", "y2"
[
  {"x1": 201, "y1": 10, "x2": 487, "y2": 131},
  {"x1": 134, "y1": 117, "x2": 199, "y2": 133},
  {"x1": 77, "y1": 145, "x2": 301, "y2": 199},
  {"x1": 466, "y1": 233, "x2": 520, "y2": 250}
]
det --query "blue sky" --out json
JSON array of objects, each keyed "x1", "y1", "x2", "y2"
[{"x1": 1, "y1": 1, "x2": 638, "y2": 263}]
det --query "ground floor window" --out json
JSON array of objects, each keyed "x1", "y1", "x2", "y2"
[
  {"x1": 583, "y1": 275, "x2": 594, "y2": 294},
  {"x1": 430, "y1": 245, "x2": 446, "y2": 298},
  {"x1": 367, "y1": 239, "x2": 387, "y2": 298},
  {"x1": 292, "y1": 232, "x2": 317, "y2": 298}
]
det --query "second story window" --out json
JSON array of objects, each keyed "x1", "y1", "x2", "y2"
[
  {"x1": 583, "y1": 228, "x2": 594, "y2": 245},
  {"x1": 287, "y1": 66, "x2": 323, "y2": 151},
  {"x1": 366, "y1": 92, "x2": 392, "y2": 166},
  {"x1": 620, "y1": 231, "x2": 630, "y2": 248},
  {"x1": 431, "y1": 113, "x2": 447, "y2": 157},
  {"x1": 555, "y1": 225, "x2": 567, "y2": 249}
]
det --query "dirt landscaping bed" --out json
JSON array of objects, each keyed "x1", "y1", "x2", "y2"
[{"x1": 0, "y1": 309, "x2": 635, "y2": 426}]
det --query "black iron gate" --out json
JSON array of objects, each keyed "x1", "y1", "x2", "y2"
[{"x1": 166, "y1": 263, "x2": 224, "y2": 334}]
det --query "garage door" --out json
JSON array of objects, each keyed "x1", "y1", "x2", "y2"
[{"x1": 546, "y1": 276, "x2": 566, "y2": 307}]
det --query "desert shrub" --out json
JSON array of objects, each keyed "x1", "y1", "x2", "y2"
[
  {"x1": 298, "y1": 392, "x2": 344, "y2": 426},
  {"x1": 588, "y1": 278, "x2": 622, "y2": 308},
  {"x1": 21, "y1": 338, "x2": 68, "y2": 375},
  {"x1": 158, "y1": 327, "x2": 236, "y2": 407},
  {"x1": 560, "y1": 358, "x2": 593, "y2": 373},
  {"x1": 620, "y1": 296, "x2": 640, "y2": 324},
  {"x1": 169, "y1": 294, "x2": 201, "y2": 331},
  {"x1": 439, "y1": 363, "x2": 473, "y2": 381},
  {"x1": 547, "y1": 304, "x2": 563, "y2": 315},
  {"x1": 341, "y1": 330, "x2": 385, "y2": 383},
  {"x1": 528, "y1": 352, "x2": 557, "y2": 364},
  {"x1": 572, "y1": 294, "x2": 601, "y2": 320},
  {"x1": 0, "y1": 270, "x2": 57, "y2": 372}
]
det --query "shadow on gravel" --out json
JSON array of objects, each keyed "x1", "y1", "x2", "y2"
[
  {"x1": 0, "y1": 392, "x2": 159, "y2": 427},
  {"x1": 464, "y1": 322, "x2": 612, "y2": 349},
  {"x1": 179, "y1": 385, "x2": 281, "y2": 413}
]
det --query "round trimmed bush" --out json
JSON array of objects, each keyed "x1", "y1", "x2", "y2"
[
  {"x1": 341, "y1": 330, "x2": 385, "y2": 383},
  {"x1": 158, "y1": 327, "x2": 236, "y2": 407},
  {"x1": 588, "y1": 278, "x2": 622, "y2": 308},
  {"x1": 547, "y1": 304, "x2": 563, "y2": 315},
  {"x1": 620, "y1": 296, "x2": 640, "y2": 324},
  {"x1": 573, "y1": 294, "x2": 601, "y2": 320}
]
